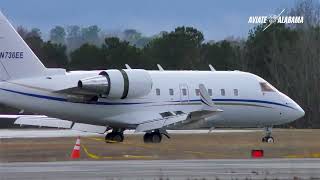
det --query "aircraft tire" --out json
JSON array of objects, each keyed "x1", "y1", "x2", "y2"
[
  {"x1": 266, "y1": 136, "x2": 274, "y2": 143},
  {"x1": 105, "y1": 132, "x2": 124, "y2": 143},
  {"x1": 150, "y1": 132, "x2": 162, "y2": 143},
  {"x1": 105, "y1": 133, "x2": 112, "y2": 142},
  {"x1": 112, "y1": 132, "x2": 124, "y2": 142},
  {"x1": 143, "y1": 133, "x2": 152, "y2": 143},
  {"x1": 262, "y1": 136, "x2": 274, "y2": 143},
  {"x1": 143, "y1": 132, "x2": 162, "y2": 143}
]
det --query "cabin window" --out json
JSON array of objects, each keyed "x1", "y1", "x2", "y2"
[
  {"x1": 156, "y1": 88, "x2": 160, "y2": 96},
  {"x1": 260, "y1": 82, "x2": 275, "y2": 92},
  {"x1": 195, "y1": 89, "x2": 200, "y2": 96},
  {"x1": 234, "y1": 89, "x2": 239, "y2": 96},
  {"x1": 169, "y1": 89, "x2": 174, "y2": 96},
  {"x1": 182, "y1": 88, "x2": 187, "y2": 96},
  {"x1": 208, "y1": 89, "x2": 213, "y2": 96},
  {"x1": 221, "y1": 89, "x2": 226, "y2": 96}
]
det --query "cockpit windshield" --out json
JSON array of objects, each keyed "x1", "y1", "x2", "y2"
[{"x1": 260, "y1": 82, "x2": 276, "y2": 92}]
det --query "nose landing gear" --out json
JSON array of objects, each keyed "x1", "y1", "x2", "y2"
[{"x1": 262, "y1": 127, "x2": 274, "y2": 143}]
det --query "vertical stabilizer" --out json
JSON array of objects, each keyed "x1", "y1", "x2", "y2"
[{"x1": 0, "y1": 11, "x2": 47, "y2": 80}]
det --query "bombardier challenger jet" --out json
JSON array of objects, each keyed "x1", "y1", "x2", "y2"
[{"x1": 0, "y1": 12, "x2": 304, "y2": 143}]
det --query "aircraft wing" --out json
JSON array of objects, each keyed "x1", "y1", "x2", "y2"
[
  {"x1": 135, "y1": 110, "x2": 222, "y2": 132},
  {"x1": 135, "y1": 84, "x2": 223, "y2": 132},
  {"x1": 3, "y1": 115, "x2": 108, "y2": 134},
  {"x1": 14, "y1": 115, "x2": 72, "y2": 128},
  {"x1": 135, "y1": 112, "x2": 189, "y2": 132}
]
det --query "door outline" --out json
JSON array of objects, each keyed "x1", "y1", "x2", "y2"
[{"x1": 179, "y1": 84, "x2": 189, "y2": 103}]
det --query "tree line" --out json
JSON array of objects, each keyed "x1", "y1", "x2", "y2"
[{"x1": 2, "y1": 0, "x2": 320, "y2": 128}]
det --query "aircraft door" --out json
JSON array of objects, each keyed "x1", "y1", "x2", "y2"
[{"x1": 179, "y1": 84, "x2": 189, "y2": 103}]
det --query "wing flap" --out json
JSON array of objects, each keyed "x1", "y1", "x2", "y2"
[
  {"x1": 135, "y1": 113, "x2": 188, "y2": 132},
  {"x1": 72, "y1": 123, "x2": 107, "y2": 134}
]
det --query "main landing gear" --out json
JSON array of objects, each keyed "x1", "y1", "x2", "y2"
[
  {"x1": 143, "y1": 129, "x2": 170, "y2": 143},
  {"x1": 262, "y1": 127, "x2": 274, "y2": 143},
  {"x1": 105, "y1": 129, "x2": 124, "y2": 143}
]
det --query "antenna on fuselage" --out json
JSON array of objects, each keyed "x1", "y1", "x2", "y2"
[
  {"x1": 157, "y1": 64, "x2": 164, "y2": 71},
  {"x1": 209, "y1": 64, "x2": 216, "y2": 71},
  {"x1": 125, "y1": 64, "x2": 131, "y2": 69}
]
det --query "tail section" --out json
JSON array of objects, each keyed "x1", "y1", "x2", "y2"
[{"x1": 0, "y1": 11, "x2": 47, "y2": 80}]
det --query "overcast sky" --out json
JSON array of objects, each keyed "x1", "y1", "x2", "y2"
[{"x1": 1, "y1": 0, "x2": 295, "y2": 40}]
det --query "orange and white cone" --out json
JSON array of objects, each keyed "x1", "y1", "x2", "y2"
[{"x1": 71, "y1": 136, "x2": 81, "y2": 159}]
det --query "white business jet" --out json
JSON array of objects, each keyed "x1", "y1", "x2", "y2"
[{"x1": 0, "y1": 12, "x2": 304, "y2": 143}]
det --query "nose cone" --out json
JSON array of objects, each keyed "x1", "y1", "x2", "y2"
[
  {"x1": 279, "y1": 93, "x2": 305, "y2": 123},
  {"x1": 284, "y1": 101, "x2": 305, "y2": 122},
  {"x1": 295, "y1": 104, "x2": 305, "y2": 119}
]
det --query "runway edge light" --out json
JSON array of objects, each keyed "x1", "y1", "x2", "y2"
[
  {"x1": 251, "y1": 149, "x2": 264, "y2": 158},
  {"x1": 71, "y1": 136, "x2": 81, "y2": 159}
]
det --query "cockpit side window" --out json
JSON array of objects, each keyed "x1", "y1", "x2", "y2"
[{"x1": 260, "y1": 82, "x2": 275, "y2": 92}]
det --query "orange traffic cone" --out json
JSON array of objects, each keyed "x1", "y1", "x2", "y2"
[{"x1": 71, "y1": 136, "x2": 81, "y2": 159}]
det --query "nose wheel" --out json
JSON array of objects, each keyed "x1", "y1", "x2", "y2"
[
  {"x1": 262, "y1": 136, "x2": 274, "y2": 143},
  {"x1": 262, "y1": 127, "x2": 274, "y2": 143}
]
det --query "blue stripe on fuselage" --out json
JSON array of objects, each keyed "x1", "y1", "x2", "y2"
[
  {"x1": 0, "y1": 88, "x2": 145, "y2": 105},
  {"x1": 0, "y1": 87, "x2": 294, "y2": 109},
  {"x1": 189, "y1": 99, "x2": 294, "y2": 109}
]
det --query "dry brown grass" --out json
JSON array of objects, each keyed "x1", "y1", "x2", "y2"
[{"x1": 1, "y1": 129, "x2": 320, "y2": 162}]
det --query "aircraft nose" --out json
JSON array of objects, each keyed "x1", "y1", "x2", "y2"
[
  {"x1": 281, "y1": 102, "x2": 305, "y2": 123},
  {"x1": 280, "y1": 92, "x2": 305, "y2": 122},
  {"x1": 295, "y1": 104, "x2": 305, "y2": 119},
  {"x1": 288, "y1": 100, "x2": 305, "y2": 121}
]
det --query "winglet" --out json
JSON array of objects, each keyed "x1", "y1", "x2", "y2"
[
  {"x1": 125, "y1": 64, "x2": 131, "y2": 69},
  {"x1": 157, "y1": 64, "x2": 164, "y2": 71},
  {"x1": 209, "y1": 64, "x2": 216, "y2": 71},
  {"x1": 199, "y1": 84, "x2": 221, "y2": 111}
]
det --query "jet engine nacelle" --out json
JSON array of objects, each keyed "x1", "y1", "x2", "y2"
[{"x1": 78, "y1": 69, "x2": 153, "y2": 99}]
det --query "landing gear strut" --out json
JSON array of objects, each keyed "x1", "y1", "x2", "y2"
[
  {"x1": 105, "y1": 129, "x2": 124, "y2": 143},
  {"x1": 262, "y1": 127, "x2": 274, "y2": 143},
  {"x1": 143, "y1": 130, "x2": 162, "y2": 143}
]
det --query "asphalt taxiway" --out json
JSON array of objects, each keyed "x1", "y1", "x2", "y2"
[{"x1": 1, "y1": 159, "x2": 320, "y2": 180}]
